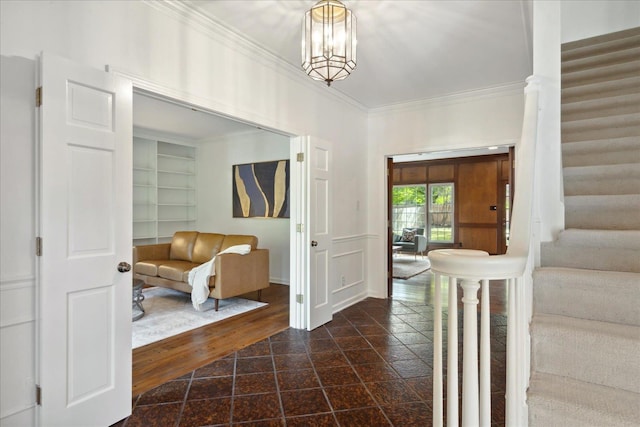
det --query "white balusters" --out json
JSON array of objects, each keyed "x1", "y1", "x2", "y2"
[
  {"x1": 448, "y1": 276, "x2": 459, "y2": 427},
  {"x1": 480, "y1": 279, "x2": 491, "y2": 427}
]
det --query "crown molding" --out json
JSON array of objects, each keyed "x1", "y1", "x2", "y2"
[
  {"x1": 143, "y1": 0, "x2": 369, "y2": 114},
  {"x1": 368, "y1": 81, "x2": 526, "y2": 116}
]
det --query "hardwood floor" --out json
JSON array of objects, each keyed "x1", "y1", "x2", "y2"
[{"x1": 132, "y1": 284, "x2": 290, "y2": 396}]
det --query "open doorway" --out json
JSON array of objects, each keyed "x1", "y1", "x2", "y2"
[
  {"x1": 130, "y1": 90, "x2": 295, "y2": 392},
  {"x1": 387, "y1": 148, "x2": 513, "y2": 299}
]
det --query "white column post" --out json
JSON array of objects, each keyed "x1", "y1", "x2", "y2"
[
  {"x1": 448, "y1": 277, "x2": 459, "y2": 427},
  {"x1": 433, "y1": 272, "x2": 443, "y2": 427},
  {"x1": 461, "y1": 279, "x2": 480, "y2": 427},
  {"x1": 480, "y1": 279, "x2": 491, "y2": 426}
]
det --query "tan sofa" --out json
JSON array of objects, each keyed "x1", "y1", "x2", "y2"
[{"x1": 133, "y1": 231, "x2": 269, "y2": 311}]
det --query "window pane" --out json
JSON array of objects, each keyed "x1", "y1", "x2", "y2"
[
  {"x1": 392, "y1": 185, "x2": 426, "y2": 236},
  {"x1": 428, "y1": 183, "x2": 454, "y2": 243}
]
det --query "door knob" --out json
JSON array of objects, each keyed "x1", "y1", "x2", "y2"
[
  {"x1": 311, "y1": 240, "x2": 318, "y2": 247},
  {"x1": 117, "y1": 262, "x2": 131, "y2": 272}
]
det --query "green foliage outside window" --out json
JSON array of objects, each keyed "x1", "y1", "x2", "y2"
[{"x1": 392, "y1": 186, "x2": 426, "y2": 206}]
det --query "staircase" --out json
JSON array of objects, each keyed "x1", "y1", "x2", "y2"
[{"x1": 528, "y1": 27, "x2": 640, "y2": 425}]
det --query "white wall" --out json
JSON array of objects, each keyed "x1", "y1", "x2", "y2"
[
  {"x1": 561, "y1": 0, "x2": 640, "y2": 43},
  {"x1": 0, "y1": 56, "x2": 37, "y2": 426},
  {"x1": 0, "y1": 1, "x2": 367, "y2": 425},
  {"x1": 197, "y1": 131, "x2": 291, "y2": 285},
  {"x1": 365, "y1": 86, "x2": 527, "y2": 297}
]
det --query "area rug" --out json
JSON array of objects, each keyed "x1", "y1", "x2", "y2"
[
  {"x1": 132, "y1": 287, "x2": 267, "y2": 349},
  {"x1": 392, "y1": 256, "x2": 431, "y2": 279}
]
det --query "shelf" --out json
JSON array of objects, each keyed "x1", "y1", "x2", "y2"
[
  {"x1": 133, "y1": 137, "x2": 197, "y2": 244},
  {"x1": 158, "y1": 169, "x2": 195, "y2": 176},
  {"x1": 157, "y1": 153, "x2": 195, "y2": 161},
  {"x1": 158, "y1": 186, "x2": 195, "y2": 191}
]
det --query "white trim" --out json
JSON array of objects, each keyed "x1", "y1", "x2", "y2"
[
  {"x1": 369, "y1": 81, "x2": 525, "y2": 116},
  {"x1": 0, "y1": 275, "x2": 35, "y2": 290},
  {"x1": 143, "y1": 0, "x2": 368, "y2": 114},
  {"x1": 331, "y1": 290, "x2": 368, "y2": 314}
]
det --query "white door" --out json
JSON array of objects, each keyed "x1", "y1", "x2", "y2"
[
  {"x1": 290, "y1": 136, "x2": 333, "y2": 331},
  {"x1": 37, "y1": 52, "x2": 132, "y2": 426}
]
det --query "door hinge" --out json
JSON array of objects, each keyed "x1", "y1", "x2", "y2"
[
  {"x1": 35, "y1": 87, "x2": 42, "y2": 107},
  {"x1": 35, "y1": 237, "x2": 42, "y2": 256},
  {"x1": 296, "y1": 152, "x2": 304, "y2": 162},
  {"x1": 36, "y1": 385, "x2": 42, "y2": 405},
  {"x1": 296, "y1": 223, "x2": 304, "y2": 233},
  {"x1": 296, "y1": 294, "x2": 303, "y2": 304}
]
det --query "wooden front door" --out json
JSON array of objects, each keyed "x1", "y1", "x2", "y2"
[{"x1": 457, "y1": 160, "x2": 501, "y2": 254}]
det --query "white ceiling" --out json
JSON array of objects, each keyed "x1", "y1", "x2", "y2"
[
  {"x1": 185, "y1": 0, "x2": 533, "y2": 108},
  {"x1": 134, "y1": 0, "x2": 533, "y2": 143}
]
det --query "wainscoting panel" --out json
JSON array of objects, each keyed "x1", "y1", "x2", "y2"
[
  {"x1": 332, "y1": 235, "x2": 368, "y2": 313},
  {"x1": 0, "y1": 277, "x2": 36, "y2": 422}
]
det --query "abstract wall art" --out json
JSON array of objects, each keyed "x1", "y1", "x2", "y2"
[{"x1": 232, "y1": 159, "x2": 290, "y2": 218}]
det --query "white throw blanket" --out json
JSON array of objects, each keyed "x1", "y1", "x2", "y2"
[{"x1": 187, "y1": 244, "x2": 252, "y2": 311}]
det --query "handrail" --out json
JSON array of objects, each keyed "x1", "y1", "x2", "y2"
[{"x1": 430, "y1": 75, "x2": 540, "y2": 427}]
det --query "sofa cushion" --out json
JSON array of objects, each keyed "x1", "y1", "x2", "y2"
[
  {"x1": 192, "y1": 233, "x2": 225, "y2": 264},
  {"x1": 221, "y1": 235, "x2": 258, "y2": 251},
  {"x1": 158, "y1": 260, "x2": 200, "y2": 282},
  {"x1": 135, "y1": 260, "x2": 165, "y2": 277},
  {"x1": 170, "y1": 231, "x2": 199, "y2": 261}
]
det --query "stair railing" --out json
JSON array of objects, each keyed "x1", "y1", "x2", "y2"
[{"x1": 430, "y1": 76, "x2": 540, "y2": 427}]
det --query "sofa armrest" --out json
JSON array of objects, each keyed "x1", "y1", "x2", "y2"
[
  {"x1": 211, "y1": 249, "x2": 269, "y2": 299},
  {"x1": 133, "y1": 243, "x2": 171, "y2": 264}
]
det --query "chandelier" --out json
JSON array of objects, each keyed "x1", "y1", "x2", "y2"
[{"x1": 302, "y1": 0, "x2": 357, "y2": 86}]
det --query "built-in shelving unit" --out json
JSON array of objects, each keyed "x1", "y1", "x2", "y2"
[{"x1": 133, "y1": 135, "x2": 197, "y2": 245}]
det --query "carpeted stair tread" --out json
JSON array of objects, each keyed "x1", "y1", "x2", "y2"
[
  {"x1": 563, "y1": 163, "x2": 640, "y2": 195},
  {"x1": 561, "y1": 27, "x2": 640, "y2": 60},
  {"x1": 565, "y1": 194, "x2": 640, "y2": 229},
  {"x1": 540, "y1": 229, "x2": 640, "y2": 273},
  {"x1": 562, "y1": 59, "x2": 640, "y2": 89},
  {"x1": 562, "y1": 136, "x2": 640, "y2": 166},
  {"x1": 562, "y1": 92, "x2": 640, "y2": 122},
  {"x1": 562, "y1": 46, "x2": 640, "y2": 74},
  {"x1": 561, "y1": 112, "x2": 640, "y2": 142},
  {"x1": 531, "y1": 314, "x2": 640, "y2": 393},
  {"x1": 533, "y1": 267, "x2": 640, "y2": 325},
  {"x1": 528, "y1": 372, "x2": 640, "y2": 427}
]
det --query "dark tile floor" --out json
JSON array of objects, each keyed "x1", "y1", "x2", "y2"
[{"x1": 115, "y1": 296, "x2": 507, "y2": 426}]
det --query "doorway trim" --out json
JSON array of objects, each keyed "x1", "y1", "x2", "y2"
[{"x1": 108, "y1": 66, "x2": 306, "y2": 329}]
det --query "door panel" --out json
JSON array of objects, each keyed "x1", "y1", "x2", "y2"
[
  {"x1": 38, "y1": 52, "x2": 132, "y2": 426},
  {"x1": 307, "y1": 138, "x2": 332, "y2": 330},
  {"x1": 458, "y1": 161, "x2": 500, "y2": 254}
]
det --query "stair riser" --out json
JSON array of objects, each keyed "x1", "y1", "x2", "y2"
[
  {"x1": 563, "y1": 46, "x2": 640, "y2": 73},
  {"x1": 562, "y1": 148, "x2": 640, "y2": 167},
  {"x1": 562, "y1": 96, "x2": 640, "y2": 122},
  {"x1": 562, "y1": 30, "x2": 640, "y2": 61},
  {"x1": 541, "y1": 244, "x2": 640, "y2": 273},
  {"x1": 531, "y1": 321, "x2": 640, "y2": 393},
  {"x1": 563, "y1": 61, "x2": 640, "y2": 88},
  {"x1": 562, "y1": 118, "x2": 640, "y2": 143},
  {"x1": 562, "y1": 76, "x2": 640, "y2": 104},
  {"x1": 533, "y1": 269, "x2": 640, "y2": 325},
  {"x1": 565, "y1": 206, "x2": 640, "y2": 230},
  {"x1": 563, "y1": 176, "x2": 640, "y2": 196}
]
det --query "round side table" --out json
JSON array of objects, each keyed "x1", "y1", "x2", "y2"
[{"x1": 132, "y1": 279, "x2": 145, "y2": 321}]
